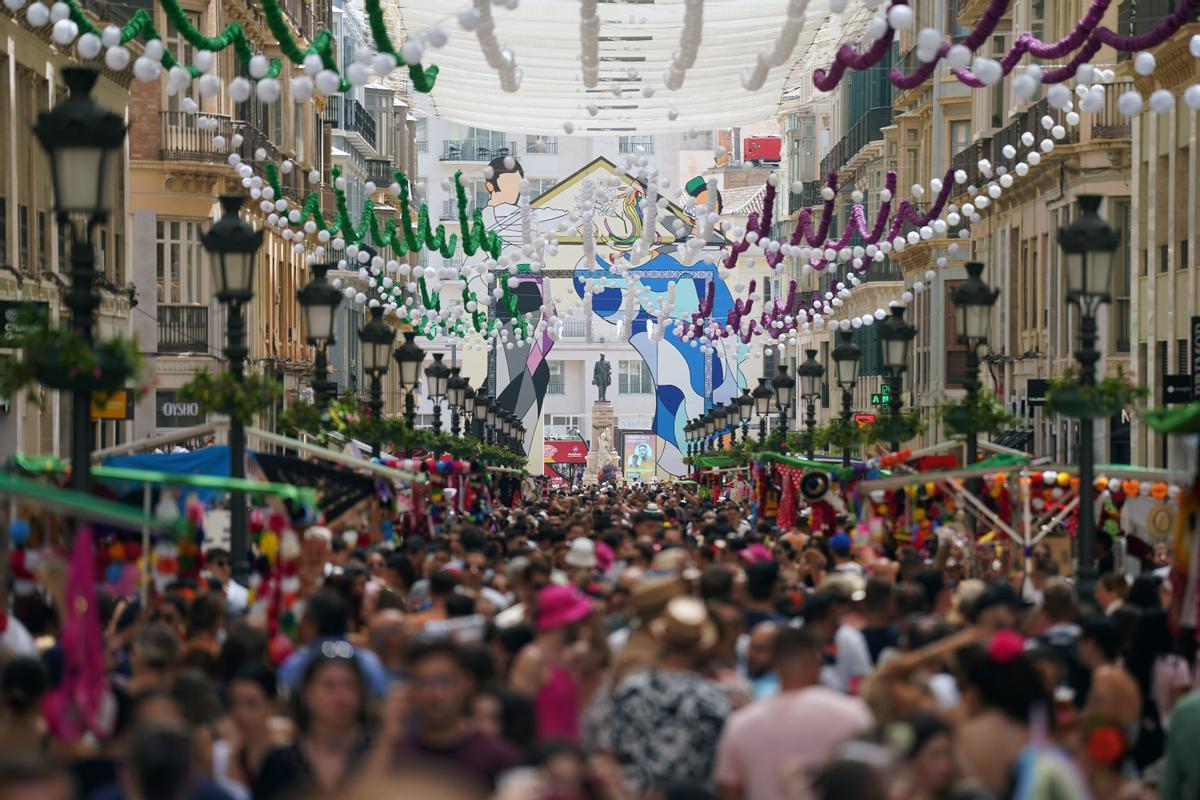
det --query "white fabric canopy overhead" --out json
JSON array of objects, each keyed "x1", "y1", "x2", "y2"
[{"x1": 394, "y1": 0, "x2": 829, "y2": 136}]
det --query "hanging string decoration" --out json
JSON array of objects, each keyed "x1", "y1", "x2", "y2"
[{"x1": 12, "y1": 0, "x2": 439, "y2": 95}]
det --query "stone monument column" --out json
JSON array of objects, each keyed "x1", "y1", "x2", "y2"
[{"x1": 583, "y1": 400, "x2": 617, "y2": 485}]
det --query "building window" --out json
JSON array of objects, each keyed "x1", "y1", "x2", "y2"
[
  {"x1": 1160, "y1": 244, "x2": 1170, "y2": 273},
  {"x1": 1181, "y1": 240, "x2": 1189, "y2": 269},
  {"x1": 18, "y1": 204, "x2": 29, "y2": 272},
  {"x1": 163, "y1": 11, "x2": 199, "y2": 113},
  {"x1": 37, "y1": 211, "x2": 47, "y2": 272},
  {"x1": 156, "y1": 219, "x2": 205, "y2": 304},
  {"x1": 618, "y1": 360, "x2": 653, "y2": 394},
  {"x1": 619, "y1": 135, "x2": 655, "y2": 154},
  {"x1": 415, "y1": 118, "x2": 427, "y2": 152},
  {"x1": 682, "y1": 130, "x2": 714, "y2": 150},
  {"x1": 949, "y1": 120, "x2": 971, "y2": 157},
  {"x1": 526, "y1": 135, "x2": 558, "y2": 154},
  {"x1": 527, "y1": 178, "x2": 556, "y2": 198},
  {"x1": 547, "y1": 361, "x2": 565, "y2": 395},
  {"x1": 1179, "y1": 339, "x2": 1188, "y2": 374}
]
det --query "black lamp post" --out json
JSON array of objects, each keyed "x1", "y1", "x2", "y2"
[
  {"x1": 753, "y1": 377, "x2": 773, "y2": 444},
  {"x1": 684, "y1": 421, "x2": 694, "y2": 460},
  {"x1": 297, "y1": 262, "x2": 342, "y2": 409},
  {"x1": 1059, "y1": 195, "x2": 1119, "y2": 596},
  {"x1": 393, "y1": 330, "x2": 425, "y2": 430},
  {"x1": 358, "y1": 305, "x2": 396, "y2": 458},
  {"x1": 446, "y1": 367, "x2": 467, "y2": 437},
  {"x1": 878, "y1": 305, "x2": 916, "y2": 452},
  {"x1": 461, "y1": 382, "x2": 476, "y2": 439},
  {"x1": 472, "y1": 388, "x2": 491, "y2": 441},
  {"x1": 34, "y1": 67, "x2": 127, "y2": 495},
  {"x1": 200, "y1": 193, "x2": 263, "y2": 586},
  {"x1": 773, "y1": 364, "x2": 795, "y2": 446},
  {"x1": 798, "y1": 349, "x2": 825, "y2": 460},
  {"x1": 951, "y1": 261, "x2": 1000, "y2": 532},
  {"x1": 425, "y1": 353, "x2": 449, "y2": 434},
  {"x1": 737, "y1": 391, "x2": 753, "y2": 442},
  {"x1": 485, "y1": 402, "x2": 499, "y2": 446},
  {"x1": 702, "y1": 410, "x2": 714, "y2": 453},
  {"x1": 832, "y1": 331, "x2": 862, "y2": 468}
]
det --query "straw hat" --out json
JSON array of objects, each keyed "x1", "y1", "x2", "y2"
[
  {"x1": 631, "y1": 575, "x2": 684, "y2": 618},
  {"x1": 820, "y1": 572, "x2": 866, "y2": 603},
  {"x1": 649, "y1": 596, "x2": 718, "y2": 654},
  {"x1": 564, "y1": 538, "x2": 598, "y2": 569}
]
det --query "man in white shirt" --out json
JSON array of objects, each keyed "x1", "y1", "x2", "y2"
[{"x1": 204, "y1": 547, "x2": 249, "y2": 614}]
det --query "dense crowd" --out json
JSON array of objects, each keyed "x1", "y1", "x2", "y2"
[{"x1": 1, "y1": 484, "x2": 1199, "y2": 800}]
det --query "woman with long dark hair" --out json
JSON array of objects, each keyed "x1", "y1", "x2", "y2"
[{"x1": 252, "y1": 647, "x2": 373, "y2": 799}]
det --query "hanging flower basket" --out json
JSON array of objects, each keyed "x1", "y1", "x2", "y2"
[
  {"x1": 940, "y1": 389, "x2": 1018, "y2": 437},
  {"x1": 1045, "y1": 368, "x2": 1148, "y2": 420},
  {"x1": 0, "y1": 313, "x2": 143, "y2": 401}
]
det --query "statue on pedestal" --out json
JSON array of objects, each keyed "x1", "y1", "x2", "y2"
[{"x1": 593, "y1": 354, "x2": 612, "y2": 402}]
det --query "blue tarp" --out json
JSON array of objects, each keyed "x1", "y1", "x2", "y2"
[{"x1": 103, "y1": 446, "x2": 240, "y2": 504}]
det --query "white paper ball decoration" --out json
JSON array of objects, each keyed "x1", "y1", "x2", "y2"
[
  {"x1": 198, "y1": 73, "x2": 221, "y2": 97},
  {"x1": 1149, "y1": 89, "x2": 1175, "y2": 113},
  {"x1": 426, "y1": 25, "x2": 449, "y2": 47},
  {"x1": 132, "y1": 56, "x2": 160, "y2": 82},
  {"x1": 195, "y1": 49, "x2": 215, "y2": 72},
  {"x1": 255, "y1": 77, "x2": 281, "y2": 103},
  {"x1": 946, "y1": 44, "x2": 971, "y2": 70},
  {"x1": 347, "y1": 62, "x2": 369, "y2": 87},
  {"x1": 315, "y1": 70, "x2": 341, "y2": 95},
  {"x1": 1185, "y1": 85, "x2": 1200, "y2": 110},
  {"x1": 886, "y1": 4, "x2": 914, "y2": 29},
  {"x1": 3, "y1": 0, "x2": 25, "y2": 10},
  {"x1": 401, "y1": 38, "x2": 425, "y2": 65},
  {"x1": 26, "y1": 2, "x2": 50, "y2": 25},
  {"x1": 51, "y1": 18, "x2": 78, "y2": 46},
  {"x1": 1114, "y1": 90, "x2": 1143, "y2": 117},
  {"x1": 1013, "y1": 73, "x2": 1038, "y2": 100},
  {"x1": 291, "y1": 76, "x2": 314, "y2": 102},
  {"x1": 972, "y1": 57, "x2": 1002, "y2": 85},
  {"x1": 77, "y1": 31, "x2": 103, "y2": 59},
  {"x1": 458, "y1": 5, "x2": 481, "y2": 30},
  {"x1": 373, "y1": 52, "x2": 398, "y2": 76},
  {"x1": 249, "y1": 54, "x2": 269, "y2": 79},
  {"x1": 1047, "y1": 83, "x2": 1072, "y2": 109},
  {"x1": 1134, "y1": 51, "x2": 1157, "y2": 76},
  {"x1": 1066, "y1": 111, "x2": 1080, "y2": 126},
  {"x1": 104, "y1": 45, "x2": 130, "y2": 70},
  {"x1": 866, "y1": 15, "x2": 889, "y2": 40}
]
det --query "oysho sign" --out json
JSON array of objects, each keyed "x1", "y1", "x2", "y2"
[{"x1": 156, "y1": 390, "x2": 205, "y2": 428}]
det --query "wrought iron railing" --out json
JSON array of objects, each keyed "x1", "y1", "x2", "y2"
[
  {"x1": 158, "y1": 304, "x2": 209, "y2": 354},
  {"x1": 324, "y1": 98, "x2": 377, "y2": 151},
  {"x1": 160, "y1": 111, "x2": 233, "y2": 161},
  {"x1": 440, "y1": 140, "x2": 516, "y2": 162},
  {"x1": 819, "y1": 106, "x2": 894, "y2": 178}
]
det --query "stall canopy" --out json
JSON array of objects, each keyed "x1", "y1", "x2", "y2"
[
  {"x1": 255, "y1": 452, "x2": 376, "y2": 523},
  {"x1": 544, "y1": 439, "x2": 588, "y2": 485},
  {"x1": 395, "y1": 0, "x2": 828, "y2": 135}
]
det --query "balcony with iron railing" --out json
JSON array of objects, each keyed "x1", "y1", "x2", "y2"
[
  {"x1": 819, "y1": 106, "x2": 894, "y2": 179},
  {"x1": 160, "y1": 111, "x2": 233, "y2": 161},
  {"x1": 559, "y1": 319, "x2": 588, "y2": 338},
  {"x1": 789, "y1": 180, "x2": 823, "y2": 215},
  {"x1": 158, "y1": 304, "x2": 209, "y2": 355},
  {"x1": 440, "y1": 140, "x2": 517, "y2": 162},
  {"x1": 324, "y1": 97, "x2": 377, "y2": 152},
  {"x1": 365, "y1": 157, "x2": 396, "y2": 187}
]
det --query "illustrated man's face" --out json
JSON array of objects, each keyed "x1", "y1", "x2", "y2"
[{"x1": 488, "y1": 172, "x2": 522, "y2": 205}]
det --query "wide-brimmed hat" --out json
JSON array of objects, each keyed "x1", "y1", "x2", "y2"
[
  {"x1": 821, "y1": 572, "x2": 866, "y2": 603},
  {"x1": 648, "y1": 596, "x2": 718, "y2": 654},
  {"x1": 564, "y1": 538, "x2": 598, "y2": 569},
  {"x1": 535, "y1": 584, "x2": 593, "y2": 631},
  {"x1": 631, "y1": 575, "x2": 684, "y2": 617}
]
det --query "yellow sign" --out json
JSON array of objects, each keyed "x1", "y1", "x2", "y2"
[{"x1": 91, "y1": 390, "x2": 132, "y2": 420}]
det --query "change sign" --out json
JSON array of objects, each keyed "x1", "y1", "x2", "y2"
[{"x1": 0, "y1": 301, "x2": 49, "y2": 346}]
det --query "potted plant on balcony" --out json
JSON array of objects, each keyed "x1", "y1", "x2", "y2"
[{"x1": 1046, "y1": 367, "x2": 1148, "y2": 420}]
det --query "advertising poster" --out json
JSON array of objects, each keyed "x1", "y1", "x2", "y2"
[{"x1": 624, "y1": 433, "x2": 656, "y2": 482}]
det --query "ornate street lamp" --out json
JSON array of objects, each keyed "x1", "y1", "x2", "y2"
[
  {"x1": 461, "y1": 382, "x2": 476, "y2": 438},
  {"x1": 832, "y1": 331, "x2": 862, "y2": 468},
  {"x1": 485, "y1": 402, "x2": 499, "y2": 446},
  {"x1": 393, "y1": 331, "x2": 425, "y2": 429},
  {"x1": 753, "y1": 377, "x2": 773, "y2": 444},
  {"x1": 472, "y1": 387, "x2": 491, "y2": 441},
  {"x1": 1059, "y1": 195, "x2": 1119, "y2": 596},
  {"x1": 200, "y1": 193, "x2": 262, "y2": 586},
  {"x1": 737, "y1": 390, "x2": 754, "y2": 443},
  {"x1": 425, "y1": 353, "x2": 450, "y2": 434},
  {"x1": 358, "y1": 305, "x2": 396, "y2": 458},
  {"x1": 297, "y1": 262, "x2": 342, "y2": 409},
  {"x1": 951, "y1": 261, "x2": 1000, "y2": 533},
  {"x1": 446, "y1": 367, "x2": 467, "y2": 437},
  {"x1": 798, "y1": 349, "x2": 825, "y2": 460},
  {"x1": 35, "y1": 68, "x2": 127, "y2": 497},
  {"x1": 772, "y1": 364, "x2": 795, "y2": 444},
  {"x1": 878, "y1": 304, "x2": 917, "y2": 452}
]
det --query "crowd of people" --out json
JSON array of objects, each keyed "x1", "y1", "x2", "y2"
[{"x1": 1, "y1": 483, "x2": 1199, "y2": 800}]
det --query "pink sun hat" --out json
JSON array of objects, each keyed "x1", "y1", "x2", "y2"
[
  {"x1": 595, "y1": 540, "x2": 615, "y2": 572},
  {"x1": 535, "y1": 584, "x2": 594, "y2": 631}
]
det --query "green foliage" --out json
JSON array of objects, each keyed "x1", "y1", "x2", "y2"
[
  {"x1": 805, "y1": 420, "x2": 872, "y2": 452},
  {"x1": 865, "y1": 408, "x2": 927, "y2": 446},
  {"x1": 177, "y1": 371, "x2": 282, "y2": 422},
  {"x1": 0, "y1": 311, "x2": 144, "y2": 404},
  {"x1": 1046, "y1": 366, "x2": 1148, "y2": 420},
  {"x1": 940, "y1": 388, "x2": 1019, "y2": 436}
]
